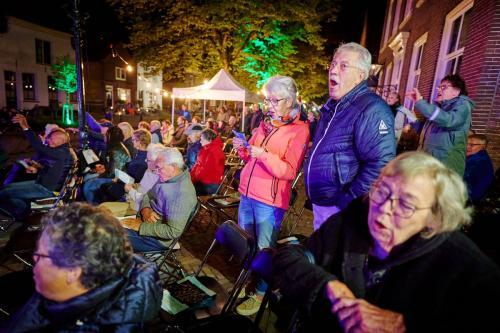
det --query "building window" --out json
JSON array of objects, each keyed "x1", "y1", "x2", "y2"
[
  {"x1": 406, "y1": 33, "x2": 427, "y2": 109},
  {"x1": 22, "y1": 73, "x2": 36, "y2": 101},
  {"x1": 35, "y1": 39, "x2": 51, "y2": 65},
  {"x1": 117, "y1": 88, "x2": 131, "y2": 103},
  {"x1": 383, "y1": 0, "x2": 395, "y2": 46},
  {"x1": 115, "y1": 67, "x2": 126, "y2": 81},
  {"x1": 105, "y1": 85, "x2": 113, "y2": 107},
  {"x1": 4, "y1": 71, "x2": 17, "y2": 109},
  {"x1": 433, "y1": 0, "x2": 473, "y2": 97},
  {"x1": 48, "y1": 75, "x2": 58, "y2": 103},
  {"x1": 391, "y1": 0, "x2": 403, "y2": 37},
  {"x1": 383, "y1": 62, "x2": 393, "y2": 98}
]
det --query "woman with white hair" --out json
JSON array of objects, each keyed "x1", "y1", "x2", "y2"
[
  {"x1": 233, "y1": 75, "x2": 310, "y2": 315},
  {"x1": 273, "y1": 151, "x2": 500, "y2": 332}
]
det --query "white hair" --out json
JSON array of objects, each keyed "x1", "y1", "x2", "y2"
[
  {"x1": 156, "y1": 148, "x2": 184, "y2": 169},
  {"x1": 150, "y1": 120, "x2": 161, "y2": 131},
  {"x1": 146, "y1": 143, "x2": 166, "y2": 160},
  {"x1": 264, "y1": 75, "x2": 300, "y2": 117},
  {"x1": 117, "y1": 122, "x2": 134, "y2": 139},
  {"x1": 335, "y1": 42, "x2": 372, "y2": 79}
]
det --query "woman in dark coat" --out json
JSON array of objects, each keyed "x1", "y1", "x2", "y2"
[{"x1": 273, "y1": 152, "x2": 500, "y2": 333}]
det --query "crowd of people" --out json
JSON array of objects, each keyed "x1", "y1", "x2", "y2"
[{"x1": 0, "y1": 41, "x2": 498, "y2": 332}]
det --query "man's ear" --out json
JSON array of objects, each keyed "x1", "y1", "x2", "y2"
[{"x1": 66, "y1": 266, "x2": 83, "y2": 285}]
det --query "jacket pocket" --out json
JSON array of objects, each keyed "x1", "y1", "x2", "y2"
[{"x1": 334, "y1": 152, "x2": 358, "y2": 185}]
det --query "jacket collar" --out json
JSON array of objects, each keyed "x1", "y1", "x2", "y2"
[{"x1": 322, "y1": 80, "x2": 370, "y2": 114}]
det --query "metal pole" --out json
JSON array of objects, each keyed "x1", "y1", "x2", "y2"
[{"x1": 71, "y1": 0, "x2": 88, "y2": 148}]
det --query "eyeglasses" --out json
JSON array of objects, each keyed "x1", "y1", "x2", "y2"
[
  {"x1": 437, "y1": 84, "x2": 453, "y2": 90},
  {"x1": 467, "y1": 143, "x2": 485, "y2": 147},
  {"x1": 369, "y1": 183, "x2": 433, "y2": 218},
  {"x1": 264, "y1": 97, "x2": 286, "y2": 106},
  {"x1": 328, "y1": 61, "x2": 360, "y2": 72},
  {"x1": 33, "y1": 252, "x2": 53, "y2": 264}
]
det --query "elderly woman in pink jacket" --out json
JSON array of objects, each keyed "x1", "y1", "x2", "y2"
[{"x1": 233, "y1": 75, "x2": 310, "y2": 316}]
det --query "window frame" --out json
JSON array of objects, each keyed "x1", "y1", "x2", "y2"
[
  {"x1": 405, "y1": 32, "x2": 428, "y2": 109},
  {"x1": 22, "y1": 73, "x2": 36, "y2": 101},
  {"x1": 115, "y1": 67, "x2": 126, "y2": 81},
  {"x1": 432, "y1": 0, "x2": 474, "y2": 99}
]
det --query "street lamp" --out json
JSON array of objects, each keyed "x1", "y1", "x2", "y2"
[{"x1": 110, "y1": 44, "x2": 133, "y2": 71}]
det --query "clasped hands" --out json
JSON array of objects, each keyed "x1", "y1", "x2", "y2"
[
  {"x1": 326, "y1": 280, "x2": 406, "y2": 333},
  {"x1": 120, "y1": 207, "x2": 159, "y2": 231}
]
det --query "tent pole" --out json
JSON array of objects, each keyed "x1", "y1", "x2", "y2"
[
  {"x1": 203, "y1": 100, "x2": 206, "y2": 123},
  {"x1": 171, "y1": 97, "x2": 175, "y2": 125}
]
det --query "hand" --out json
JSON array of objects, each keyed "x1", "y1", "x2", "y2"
[
  {"x1": 12, "y1": 114, "x2": 28, "y2": 129},
  {"x1": 124, "y1": 183, "x2": 134, "y2": 193},
  {"x1": 121, "y1": 218, "x2": 142, "y2": 231},
  {"x1": 326, "y1": 280, "x2": 355, "y2": 303},
  {"x1": 331, "y1": 298, "x2": 406, "y2": 333},
  {"x1": 249, "y1": 145, "x2": 265, "y2": 158},
  {"x1": 25, "y1": 166, "x2": 38, "y2": 174},
  {"x1": 140, "y1": 208, "x2": 160, "y2": 223},
  {"x1": 405, "y1": 88, "x2": 422, "y2": 103}
]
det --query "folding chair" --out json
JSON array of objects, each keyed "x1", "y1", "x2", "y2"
[
  {"x1": 191, "y1": 220, "x2": 257, "y2": 315},
  {"x1": 140, "y1": 202, "x2": 200, "y2": 284}
]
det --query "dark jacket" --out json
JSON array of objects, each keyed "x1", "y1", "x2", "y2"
[
  {"x1": 464, "y1": 149, "x2": 494, "y2": 203},
  {"x1": 103, "y1": 143, "x2": 131, "y2": 178},
  {"x1": 415, "y1": 95, "x2": 473, "y2": 176},
  {"x1": 304, "y1": 81, "x2": 396, "y2": 209},
  {"x1": 273, "y1": 200, "x2": 500, "y2": 333},
  {"x1": 186, "y1": 141, "x2": 202, "y2": 171},
  {"x1": 2, "y1": 256, "x2": 162, "y2": 333},
  {"x1": 24, "y1": 129, "x2": 73, "y2": 192}
]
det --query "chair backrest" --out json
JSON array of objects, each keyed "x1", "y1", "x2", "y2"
[{"x1": 195, "y1": 220, "x2": 257, "y2": 314}]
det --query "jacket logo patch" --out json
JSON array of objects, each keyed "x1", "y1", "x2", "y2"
[{"x1": 378, "y1": 120, "x2": 389, "y2": 134}]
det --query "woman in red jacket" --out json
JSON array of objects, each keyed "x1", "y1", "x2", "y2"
[
  {"x1": 233, "y1": 75, "x2": 310, "y2": 316},
  {"x1": 190, "y1": 129, "x2": 225, "y2": 195}
]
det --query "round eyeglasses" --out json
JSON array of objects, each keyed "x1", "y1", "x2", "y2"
[{"x1": 369, "y1": 184, "x2": 433, "y2": 218}]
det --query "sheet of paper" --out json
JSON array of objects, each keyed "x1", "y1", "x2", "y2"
[
  {"x1": 115, "y1": 169, "x2": 135, "y2": 184},
  {"x1": 82, "y1": 149, "x2": 99, "y2": 164}
]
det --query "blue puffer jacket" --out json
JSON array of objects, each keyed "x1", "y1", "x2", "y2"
[
  {"x1": 2, "y1": 256, "x2": 162, "y2": 333},
  {"x1": 304, "y1": 81, "x2": 396, "y2": 209}
]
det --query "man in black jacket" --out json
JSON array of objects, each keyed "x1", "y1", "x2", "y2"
[
  {"x1": 0, "y1": 114, "x2": 74, "y2": 220},
  {"x1": 0, "y1": 203, "x2": 162, "y2": 332}
]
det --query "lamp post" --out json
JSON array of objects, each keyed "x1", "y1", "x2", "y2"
[{"x1": 70, "y1": 0, "x2": 88, "y2": 148}]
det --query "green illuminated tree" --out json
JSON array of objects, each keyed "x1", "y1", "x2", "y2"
[
  {"x1": 108, "y1": 0, "x2": 340, "y2": 102},
  {"x1": 52, "y1": 55, "x2": 77, "y2": 124}
]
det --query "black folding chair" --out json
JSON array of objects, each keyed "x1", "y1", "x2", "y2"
[{"x1": 140, "y1": 202, "x2": 200, "y2": 284}]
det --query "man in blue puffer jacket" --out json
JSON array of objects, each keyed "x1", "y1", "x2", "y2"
[{"x1": 304, "y1": 42, "x2": 396, "y2": 230}]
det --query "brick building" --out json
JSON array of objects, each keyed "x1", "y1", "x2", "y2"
[{"x1": 378, "y1": 0, "x2": 500, "y2": 170}]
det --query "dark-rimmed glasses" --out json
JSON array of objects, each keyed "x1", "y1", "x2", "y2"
[
  {"x1": 264, "y1": 97, "x2": 286, "y2": 106},
  {"x1": 369, "y1": 183, "x2": 433, "y2": 218},
  {"x1": 33, "y1": 252, "x2": 53, "y2": 264}
]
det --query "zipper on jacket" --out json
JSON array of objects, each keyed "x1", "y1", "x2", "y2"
[
  {"x1": 306, "y1": 101, "x2": 341, "y2": 199},
  {"x1": 244, "y1": 127, "x2": 279, "y2": 197}
]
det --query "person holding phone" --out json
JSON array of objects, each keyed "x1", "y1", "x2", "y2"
[{"x1": 232, "y1": 75, "x2": 310, "y2": 316}]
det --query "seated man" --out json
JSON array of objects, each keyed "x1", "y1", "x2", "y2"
[
  {"x1": 99, "y1": 143, "x2": 165, "y2": 217},
  {"x1": 0, "y1": 203, "x2": 162, "y2": 332},
  {"x1": 464, "y1": 133, "x2": 494, "y2": 203},
  {"x1": 122, "y1": 148, "x2": 197, "y2": 252},
  {"x1": 0, "y1": 115, "x2": 73, "y2": 219}
]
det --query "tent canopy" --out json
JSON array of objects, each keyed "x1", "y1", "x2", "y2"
[{"x1": 172, "y1": 69, "x2": 262, "y2": 104}]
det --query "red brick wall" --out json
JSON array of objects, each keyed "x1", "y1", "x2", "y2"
[
  {"x1": 462, "y1": 0, "x2": 500, "y2": 170},
  {"x1": 378, "y1": 0, "x2": 500, "y2": 170}
]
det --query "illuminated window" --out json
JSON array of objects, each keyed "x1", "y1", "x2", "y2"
[
  {"x1": 406, "y1": 33, "x2": 427, "y2": 109},
  {"x1": 22, "y1": 73, "x2": 36, "y2": 101},
  {"x1": 48, "y1": 75, "x2": 58, "y2": 102},
  {"x1": 115, "y1": 67, "x2": 126, "y2": 81}
]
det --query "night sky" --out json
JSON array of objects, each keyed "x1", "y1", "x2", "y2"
[{"x1": 1, "y1": 0, "x2": 386, "y2": 62}]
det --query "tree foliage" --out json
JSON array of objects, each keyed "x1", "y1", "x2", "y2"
[
  {"x1": 51, "y1": 55, "x2": 77, "y2": 99},
  {"x1": 109, "y1": 0, "x2": 340, "y2": 102}
]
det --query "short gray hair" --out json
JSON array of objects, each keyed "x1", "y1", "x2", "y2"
[
  {"x1": 263, "y1": 75, "x2": 299, "y2": 117},
  {"x1": 147, "y1": 143, "x2": 166, "y2": 160},
  {"x1": 335, "y1": 42, "x2": 372, "y2": 79},
  {"x1": 150, "y1": 120, "x2": 161, "y2": 131},
  {"x1": 377, "y1": 151, "x2": 472, "y2": 237},
  {"x1": 157, "y1": 147, "x2": 184, "y2": 169}
]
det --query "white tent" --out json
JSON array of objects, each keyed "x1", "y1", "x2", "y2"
[{"x1": 171, "y1": 69, "x2": 262, "y2": 130}]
